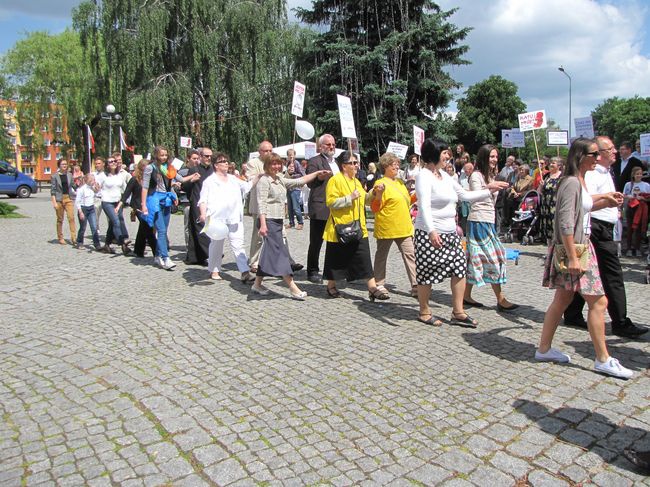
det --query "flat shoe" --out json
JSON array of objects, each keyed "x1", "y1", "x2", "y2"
[
  {"x1": 497, "y1": 302, "x2": 519, "y2": 312},
  {"x1": 241, "y1": 272, "x2": 255, "y2": 283},
  {"x1": 251, "y1": 284, "x2": 270, "y2": 296},
  {"x1": 463, "y1": 299, "x2": 484, "y2": 308},
  {"x1": 211, "y1": 272, "x2": 222, "y2": 280},
  {"x1": 290, "y1": 290, "x2": 307, "y2": 301},
  {"x1": 326, "y1": 287, "x2": 341, "y2": 298},
  {"x1": 450, "y1": 313, "x2": 478, "y2": 328},
  {"x1": 417, "y1": 314, "x2": 443, "y2": 327}
]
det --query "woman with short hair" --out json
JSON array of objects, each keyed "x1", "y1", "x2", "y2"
[
  {"x1": 414, "y1": 139, "x2": 507, "y2": 327},
  {"x1": 323, "y1": 151, "x2": 387, "y2": 300},
  {"x1": 371, "y1": 152, "x2": 417, "y2": 297}
]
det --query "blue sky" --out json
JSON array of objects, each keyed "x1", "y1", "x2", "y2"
[{"x1": 1, "y1": 0, "x2": 649, "y2": 137}]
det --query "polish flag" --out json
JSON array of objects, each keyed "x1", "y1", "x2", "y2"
[{"x1": 86, "y1": 125, "x2": 95, "y2": 154}]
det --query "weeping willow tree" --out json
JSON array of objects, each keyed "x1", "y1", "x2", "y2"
[
  {"x1": 296, "y1": 0, "x2": 470, "y2": 156},
  {"x1": 73, "y1": 0, "x2": 302, "y2": 161}
]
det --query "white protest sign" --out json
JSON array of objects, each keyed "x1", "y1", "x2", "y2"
[
  {"x1": 518, "y1": 110, "x2": 547, "y2": 132},
  {"x1": 248, "y1": 152, "x2": 259, "y2": 161},
  {"x1": 291, "y1": 81, "x2": 306, "y2": 118},
  {"x1": 337, "y1": 94, "x2": 357, "y2": 139},
  {"x1": 413, "y1": 125, "x2": 425, "y2": 156},
  {"x1": 574, "y1": 116, "x2": 595, "y2": 138},
  {"x1": 502, "y1": 130, "x2": 513, "y2": 148},
  {"x1": 179, "y1": 136, "x2": 192, "y2": 148},
  {"x1": 171, "y1": 157, "x2": 184, "y2": 171},
  {"x1": 640, "y1": 133, "x2": 650, "y2": 156},
  {"x1": 304, "y1": 142, "x2": 317, "y2": 160},
  {"x1": 508, "y1": 128, "x2": 526, "y2": 148},
  {"x1": 386, "y1": 141, "x2": 409, "y2": 160},
  {"x1": 547, "y1": 130, "x2": 569, "y2": 146}
]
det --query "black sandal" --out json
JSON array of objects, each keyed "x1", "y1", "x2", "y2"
[
  {"x1": 450, "y1": 312, "x2": 478, "y2": 328},
  {"x1": 369, "y1": 287, "x2": 390, "y2": 302},
  {"x1": 326, "y1": 286, "x2": 341, "y2": 298},
  {"x1": 417, "y1": 313, "x2": 443, "y2": 327}
]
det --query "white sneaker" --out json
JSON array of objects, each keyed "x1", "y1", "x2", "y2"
[
  {"x1": 155, "y1": 256, "x2": 165, "y2": 268},
  {"x1": 594, "y1": 357, "x2": 634, "y2": 379},
  {"x1": 535, "y1": 347, "x2": 571, "y2": 363},
  {"x1": 163, "y1": 257, "x2": 176, "y2": 269}
]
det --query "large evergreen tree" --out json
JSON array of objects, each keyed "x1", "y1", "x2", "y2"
[
  {"x1": 73, "y1": 0, "x2": 303, "y2": 161},
  {"x1": 592, "y1": 96, "x2": 650, "y2": 145},
  {"x1": 296, "y1": 0, "x2": 470, "y2": 156}
]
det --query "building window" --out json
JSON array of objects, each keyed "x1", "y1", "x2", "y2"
[
  {"x1": 6, "y1": 108, "x2": 16, "y2": 116},
  {"x1": 44, "y1": 167, "x2": 51, "y2": 174},
  {"x1": 22, "y1": 166, "x2": 34, "y2": 175},
  {"x1": 44, "y1": 138, "x2": 50, "y2": 146},
  {"x1": 21, "y1": 152, "x2": 30, "y2": 161},
  {"x1": 55, "y1": 153, "x2": 61, "y2": 160},
  {"x1": 69, "y1": 152, "x2": 77, "y2": 160},
  {"x1": 55, "y1": 125, "x2": 62, "y2": 133},
  {"x1": 41, "y1": 125, "x2": 48, "y2": 132},
  {"x1": 6, "y1": 122, "x2": 16, "y2": 131},
  {"x1": 10, "y1": 137, "x2": 16, "y2": 145},
  {"x1": 44, "y1": 152, "x2": 51, "y2": 160}
]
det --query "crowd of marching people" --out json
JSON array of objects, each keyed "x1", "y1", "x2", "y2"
[{"x1": 51, "y1": 134, "x2": 649, "y2": 380}]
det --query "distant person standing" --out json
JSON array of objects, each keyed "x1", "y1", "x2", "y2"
[
  {"x1": 50, "y1": 158, "x2": 77, "y2": 245},
  {"x1": 183, "y1": 147, "x2": 213, "y2": 265},
  {"x1": 611, "y1": 141, "x2": 644, "y2": 192}
]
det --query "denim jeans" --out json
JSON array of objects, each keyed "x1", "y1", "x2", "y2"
[
  {"x1": 77, "y1": 206, "x2": 101, "y2": 248},
  {"x1": 102, "y1": 201, "x2": 124, "y2": 245},
  {"x1": 287, "y1": 189, "x2": 304, "y2": 226},
  {"x1": 153, "y1": 205, "x2": 171, "y2": 258}
]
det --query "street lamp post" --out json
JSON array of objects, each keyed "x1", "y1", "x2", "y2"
[
  {"x1": 101, "y1": 104, "x2": 122, "y2": 155},
  {"x1": 558, "y1": 66, "x2": 572, "y2": 140}
]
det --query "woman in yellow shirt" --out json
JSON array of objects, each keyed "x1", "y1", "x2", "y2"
[
  {"x1": 370, "y1": 152, "x2": 417, "y2": 298},
  {"x1": 323, "y1": 151, "x2": 388, "y2": 301}
]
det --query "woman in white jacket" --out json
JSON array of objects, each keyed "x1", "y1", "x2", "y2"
[{"x1": 198, "y1": 153, "x2": 254, "y2": 282}]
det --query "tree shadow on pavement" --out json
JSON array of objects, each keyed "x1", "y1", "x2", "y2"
[
  {"x1": 462, "y1": 325, "x2": 541, "y2": 364},
  {"x1": 513, "y1": 399, "x2": 650, "y2": 476}
]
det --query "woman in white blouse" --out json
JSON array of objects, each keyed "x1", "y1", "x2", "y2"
[
  {"x1": 198, "y1": 153, "x2": 254, "y2": 282},
  {"x1": 414, "y1": 139, "x2": 507, "y2": 327}
]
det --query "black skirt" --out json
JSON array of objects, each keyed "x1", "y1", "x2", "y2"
[
  {"x1": 257, "y1": 218, "x2": 293, "y2": 277},
  {"x1": 323, "y1": 237, "x2": 374, "y2": 282}
]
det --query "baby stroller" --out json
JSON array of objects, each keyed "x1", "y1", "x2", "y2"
[{"x1": 504, "y1": 190, "x2": 540, "y2": 245}]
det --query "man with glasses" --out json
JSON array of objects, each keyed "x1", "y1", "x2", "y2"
[
  {"x1": 564, "y1": 136, "x2": 648, "y2": 338},
  {"x1": 306, "y1": 134, "x2": 339, "y2": 283},
  {"x1": 612, "y1": 141, "x2": 644, "y2": 192},
  {"x1": 183, "y1": 147, "x2": 213, "y2": 265}
]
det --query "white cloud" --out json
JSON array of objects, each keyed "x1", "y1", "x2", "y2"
[
  {"x1": 0, "y1": 1, "x2": 81, "y2": 20},
  {"x1": 438, "y1": 0, "x2": 650, "y2": 133}
]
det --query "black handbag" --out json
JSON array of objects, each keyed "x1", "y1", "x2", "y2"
[{"x1": 332, "y1": 179, "x2": 363, "y2": 244}]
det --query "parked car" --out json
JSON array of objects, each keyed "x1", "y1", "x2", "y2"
[{"x1": 0, "y1": 160, "x2": 38, "y2": 198}]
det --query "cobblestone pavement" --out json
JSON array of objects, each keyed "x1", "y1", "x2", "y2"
[{"x1": 1, "y1": 194, "x2": 649, "y2": 487}]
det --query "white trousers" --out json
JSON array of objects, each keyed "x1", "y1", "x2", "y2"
[{"x1": 208, "y1": 222, "x2": 250, "y2": 273}]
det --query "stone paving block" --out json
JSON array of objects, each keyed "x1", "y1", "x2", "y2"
[
  {"x1": 527, "y1": 469, "x2": 570, "y2": 487},
  {"x1": 407, "y1": 463, "x2": 452, "y2": 485},
  {"x1": 204, "y1": 458, "x2": 248, "y2": 485}
]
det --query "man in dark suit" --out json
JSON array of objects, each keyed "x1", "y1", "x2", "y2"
[
  {"x1": 183, "y1": 147, "x2": 213, "y2": 265},
  {"x1": 306, "y1": 134, "x2": 338, "y2": 283},
  {"x1": 611, "y1": 141, "x2": 644, "y2": 192}
]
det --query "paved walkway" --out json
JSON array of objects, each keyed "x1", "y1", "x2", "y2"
[{"x1": 1, "y1": 194, "x2": 649, "y2": 487}]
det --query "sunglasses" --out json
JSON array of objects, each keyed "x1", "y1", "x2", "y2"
[
  {"x1": 107, "y1": 160, "x2": 116, "y2": 163},
  {"x1": 584, "y1": 151, "x2": 599, "y2": 158}
]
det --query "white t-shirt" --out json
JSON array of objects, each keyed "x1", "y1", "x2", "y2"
[
  {"x1": 623, "y1": 180, "x2": 650, "y2": 199},
  {"x1": 100, "y1": 173, "x2": 126, "y2": 203},
  {"x1": 198, "y1": 173, "x2": 252, "y2": 224}
]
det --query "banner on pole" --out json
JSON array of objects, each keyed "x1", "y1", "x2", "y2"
[
  {"x1": 180, "y1": 136, "x2": 192, "y2": 148},
  {"x1": 413, "y1": 126, "x2": 425, "y2": 156},
  {"x1": 386, "y1": 141, "x2": 409, "y2": 160},
  {"x1": 502, "y1": 129, "x2": 525, "y2": 148},
  {"x1": 547, "y1": 130, "x2": 569, "y2": 146},
  {"x1": 291, "y1": 81, "x2": 306, "y2": 118},
  {"x1": 640, "y1": 133, "x2": 650, "y2": 156},
  {"x1": 337, "y1": 94, "x2": 357, "y2": 139},
  {"x1": 574, "y1": 116, "x2": 595, "y2": 138},
  {"x1": 304, "y1": 142, "x2": 317, "y2": 160},
  {"x1": 518, "y1": 110, "x2": 547, "y2": 132}
]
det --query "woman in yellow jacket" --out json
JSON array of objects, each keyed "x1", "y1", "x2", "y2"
[
  {"x1": 323, "y1": 151, "x2": 389, "y2": 301},
  {"x1": 370, "y1": 152, "x2": 418, "y2": 298}
]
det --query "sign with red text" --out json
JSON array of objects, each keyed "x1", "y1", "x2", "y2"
[
  {"x1": 180, "y1": 136, "x2": 192, "y2": 148},
  {"x1": 518, "y1": 110, "x2": 547, "y2": 132},
  {"x1": 413, "y1": 125, "x2": 425, "y2": 155},
  {"x1": 291, "y1": 81, "x2": 306, "y2": 118}
]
